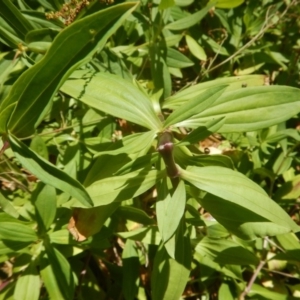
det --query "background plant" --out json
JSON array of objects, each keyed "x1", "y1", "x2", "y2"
[{"x1": 1, "y1": 0, "x2": 300, "y2": 299}]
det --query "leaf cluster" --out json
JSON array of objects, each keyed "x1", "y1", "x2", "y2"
[{"x1": 0, "y1": 0, "x2": 300, "y2": 299}]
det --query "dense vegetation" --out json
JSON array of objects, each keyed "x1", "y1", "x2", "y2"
[{"x1": 0, "y1": 0, "x2": 300, "y2": 299}]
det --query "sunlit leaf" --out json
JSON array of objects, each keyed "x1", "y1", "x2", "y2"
[
  {"x1": 167, "y1": 86, "x2": 300, "y2": 132},
  {"x1": 0, "y1": 3, "x2": 138, "y2": 137},
  {"x1": 61, "y1": 72, "x2": 162, "y2": 131},
  {"x1": 14, "y1": 260, "x2": 40, "y2": 300},
  {"x1": 181, "y1": 166, "x2": 300, "y2": 239},
  {"x1": 165, "y1": 2, "x2": 214, "y2": 30},
  {"x1": 156, "y1": 179, "x2": 186, "y2": 242},
  {"x1": 0, "y1": 222, "x2": 37, "y2": 242},
  {"x1": 9, "y1": 133, "x2": 93, "y2": 208}
]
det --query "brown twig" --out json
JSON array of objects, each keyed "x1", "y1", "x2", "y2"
[
  {"x1": 202, "y1": 0, "x2": 298, "y2": 77},
  {"x1": 239, "y1": 237, "x2": 269, "y2": 300}
]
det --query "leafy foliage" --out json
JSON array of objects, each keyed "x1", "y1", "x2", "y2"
[{"x1": 0, "y1": 0, "x2": 300, "y2": 299}]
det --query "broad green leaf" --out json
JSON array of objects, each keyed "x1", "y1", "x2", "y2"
[
  {"x1": 49, "y1": 229, "x2": 76, "y2": 245},
  {"x1": 94, "y1": 130, "x2": 156, "y2": 157},
  {"x1": 166, "y1": 47, "x2": 194, "y2": 68},
  {"x1": 151, "y1": 228, "x2": 191, "y2": 300},
  {"x1": 9, "y1": 133, "x2": 93, "y2": 208},
  {"x1": 0, "y1": 222, "x2": 37, "y2": 242},
  {"x1": 40, "y1": 257, "x2": 65, "y2": 300},
  {"x1": 30, "y1": 135, "x2": 49, "y2": 160},
  {"x1": 114, "y1": 152, "x2": 159, "y2": 176},
  {"x1": 122, "y1": 239, "x2": 140, "y2": 300},
  {"x1": 165, "y1": 3, "x2": 214, "y2": 30},
  {"x1": 275, "y1": 174, "x2": 300, "y2": 200},
  {"x1": 117, "y1": 227, "x2": 161, "y2": 245},
  {"x1": 0, "y1": 191, "x2": 19, "y2": 218},
  {"x1": 32, "y1": 183, "x2": 56, "y2": 232},
  {"x1": 163, "y1": 85, "x2": 227, "y2": 128},
  {"x1": 195, "y1": 237, "x2": 259, "y2": 265},
  {"x1": 0, "y1": 240, "x2": 31, "y2": 255},
  {"x1": 185, "y1": 35, "x2": 207, "y2": 61},
  {"x1": 0, "y1": 0, "x2": 34, "y2": 39},
  {"x1": 159, "y1": 0, "x2": 175, "y2": 9},
  {"x1": 60, "y1": 72, "x2": 162, "y2": 131},
  {"x1": 209, "y1": 0, "x2": 244, "y2": 8},
  {"x1": 181, "y1": 166, "x2": 300, "y2": 239},
  {"x1": 218, "y1": 281, "x2": 235, "y2": 300},
  {"x1": 149, "y1": 44, "x2": 172, "y2": 99},
  {"x1": 116, "y1": 206, "x2": 155, "y2": 225},
  {"x1": 0, "y1": 2, "x2": 138, "y2": 137},
  {"x1": 68, "y1": 169, "x2": 164, "y2": 207},
  {"x1": 175, "y1": 0, "x2": 193, "y2": 6},
  {"x1": 14, "y1": 260, "x2": 40, "y2": 300},
  {"x1": 177, "y1": 117, "x2": 225, "y2": 146},
  {"x1": 249, "y1": 283, "x2": 292, "y2": 300},
  {"x1": 156, "y1": 179, "x2": 186, "y2": 242},
  {"x1": 188, "y1": 154, "x2": 234, "y2": 169},
  {"x1": 274, "y1": 234, "x2": 300, "y2": 261},
  {"x1": 168, "y1": 86, "x2": 300, "y2": 132},
  {"x1": 164, "y1": 75, "x2": 267, "y2": 110},
  {"x1": 265, "y1": 129, "x2": 300, "y2": 144},
  {"x1": 194, "y1": 252, "x2": 242, "y2": 280},
  {"x1": 41, "y1": 241, "x2": 75, "y2": 300}
]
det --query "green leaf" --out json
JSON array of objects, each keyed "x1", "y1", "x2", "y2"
[
  {"x1": 151, "y1": 227, "x2": 191, "y2": 300},
  {"x1": 0, "y1": 222, "x2": 37, "y2": 242},
  {"x1": 164, "y1": 75, "x2": 267, "y2": 110},
  {"x1": 14, "y1": 260, "x2": 40, "y2": 300},
  {"x1": 181, "y1": 166, "x2": 300, "y2": 239},
  {"x1": 209, "y1": 0, "x2": 245, "y2": 8},
  {"x1": 94, "y1": 130, "x2": 157, "y2": 157},
  {"x1": 202, "y1": 34, "x2": 229, "y2": 56},
  {"x1": 249, "y1": 283, "x2": 292, "y2": 300},
  {"x1": 194, "y1": 252, "x2": 242, "y2": 280},
  {"x1": 0, "y1": 20, "x2": 24, "y2": 47},
  {"x1": 159, "y1": 0, "x2": 175, "y2": 10},
  {"x1": 61, "y1": 72, "x2": 162, "y2": 131},
  {"x1": 41, "y1": 241, "x2": 75, "y2": 300},
  {"x1": 0, "y1": 2, "x2": 138, "y2": 137},
  {"x1": 0, "y1": 0, "x2": 35, "y2": 39},
  {"x1": 188, "y1": 154, "x2": 234, "y2": 169},
  {"x1": 114, "y1": 152, "x2": 159, "y2": 176},
  {"x1": 0, "y1": 240, "x2": 31, "y2": 255},
  {"x1": 32, "y1": 183, "x2": 57, "y2": 232},
  {"x1": 122, "y1": 239, "x2": 140, "y2": 300},
  {"x1": 9, "y1": 133, "x2": 93, "y2": 208},
  {"x1": 177, "y1": 117, "x2": 225, "y2": 146},
  {"x1": 165, "y1": 3, "x2": 214, "y2": 30},
  {"x1": 265, "y1": 129, "x2": 300, "y2": 144},
  {"x1": 0, "y1": 191, "x2": 19, "y2": 218},
  {"x1": 195, "y1": 237, "x2": 259, "y2": 265},
  {"x1": 30, "y1": 135, "x2": 49, "y2": 160},
  {"x1": 163, "y1": 85, "x2": 227, "y2": 128},
  {"x1": 156, "y1": 179, "x2": 186, "y2": 242},
  {"x1": 185, "y1": 35, "x2": 207, "y2": 61},
  {"x1": 67, "y1": 169, "x2": 164, "y2": 207},
  {"x1": 149, "y1": 44, "x2": 172, "y2": 99},
  {"x1": 166, "y1": 47, "x2": 194, "y2": 68},
  {"x1": 117, "y1": 227, "x2": 161, "y2": 245},
  {"x1": 116, "y1": 206, "x2": 155, "y2": 225},
  {"x1": 167, "y1": 86, "x2": 300, "y2": 132}
]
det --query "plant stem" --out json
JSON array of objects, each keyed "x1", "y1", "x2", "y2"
[{"x1": 157, "y1": 131, "x2": 180, "y2": 181}]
